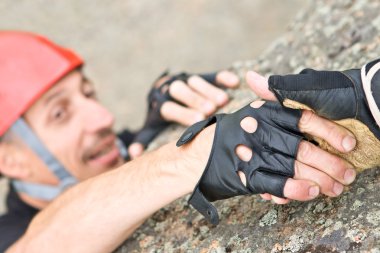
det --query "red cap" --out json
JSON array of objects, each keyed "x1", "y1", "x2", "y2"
[{"x1": 0, "y1": 31, "x2": 83, "y2": 135}]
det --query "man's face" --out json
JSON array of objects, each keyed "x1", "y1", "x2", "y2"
[{"x1": 24, "y1": 70, "x2": 125, "y2": 181}]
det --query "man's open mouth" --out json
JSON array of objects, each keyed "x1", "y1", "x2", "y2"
[
  {"x1": 89, "y1": 144, "x2": 114, "y2": 160},
  {"x1": 85, "y1": 136, "x2": 121, "y2": 168}
]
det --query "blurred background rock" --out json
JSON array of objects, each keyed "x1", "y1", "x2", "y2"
[{"x1": 0, "y1": 0, "x2": 306, "y2": 213}]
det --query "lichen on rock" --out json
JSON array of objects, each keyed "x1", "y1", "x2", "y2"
[{"x1": 116, "y1": 0, "x2": 380, "y2": 252}]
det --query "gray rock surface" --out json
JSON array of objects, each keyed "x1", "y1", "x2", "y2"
[{"x1": 116, "y1": 0, "x2": 380, "y2": 252}]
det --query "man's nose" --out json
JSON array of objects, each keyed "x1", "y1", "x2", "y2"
[{"x1": 81, "y1": 100, "x2": 115, "y2": 133}]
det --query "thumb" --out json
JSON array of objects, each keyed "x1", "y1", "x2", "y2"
[
  {"x1": 128, "y1": 124, "x2": 164, "y2": 159},
  {"x1": 246, "y1": 71, "x2": 277, "y2": 101},
  {"x1": 128, "y1": 142, "x2": 145, "y2": 159}
]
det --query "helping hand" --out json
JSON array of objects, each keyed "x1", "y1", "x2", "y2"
[
  {"x1": 178, "y1": 101, "x2": 356, "y2": 224},
  {"x1": 128, "y1": 70, "x2": 239, "y2": 159}
]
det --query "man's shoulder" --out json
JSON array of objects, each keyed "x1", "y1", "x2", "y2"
[
  {"x1": 0, "y1": 183, "x2": 39, "y2": 251},
  {"x1": 0, "y1": 211, "x2": 33, "y2": 251}
]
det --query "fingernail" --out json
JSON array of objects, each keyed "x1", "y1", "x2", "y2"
[
  {"x1": 309, "y1": 185, "x2": 319, "y2": 197},
  {"x1": 344, "y1": 168, "x2": 356, "y2": 184},
  {"x1": 333, "y1": 182, "x2": 344, "y2": 196},
  {"x1": 342, "y1": 135, "x2": 356, "y2": 152}
]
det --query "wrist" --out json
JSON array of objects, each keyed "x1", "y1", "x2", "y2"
[{"x1": 174, "y1": 124, "x2": 216, "y2": 192}]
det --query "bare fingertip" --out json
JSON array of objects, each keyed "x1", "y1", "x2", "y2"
[
  {"x1": 218, "y1": 71, "x2": 239, "y2": 86},
  {"x1": 260, "y1": 193, "x2": 272, "y2": 200},
  {"x1": 271, "y1": 197, "x2": 290, "y2": 205},
  {"x1": 246, "y1": 70, "x2": 256, "y2": 80},
  {"x1": 129, "y1": 143, "x2": 144, "y2": 159},
  {"x1": 344, "y1": 168, "x2": 356, "y2": 184},
  {"x1": 246, "y1": 70, "x2": 263, "y2": 82},
  {"x1": 333, "y1": 182, "x2": 344, "y2": 196},
  {"x1": 250, "y1": 100, "x2": 266, "y2": 108},
  {"x1": 216, "y1": 92, "x2": 229, "y2": 106}
]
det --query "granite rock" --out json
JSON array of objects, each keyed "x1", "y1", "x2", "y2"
[{"x1": 116, "y1": 0, "x2": 380, "y2": 252}]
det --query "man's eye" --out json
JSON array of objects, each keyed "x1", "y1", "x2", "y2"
[
  {"x1": 81, "y1": 78, "x2": 96, "y2": 98},
  {"x1": 84, "y1": 90, "x2": 96, "y2": 98},
  {"x1": 52, "y1": 107, "x2": 66, "y2": 121},
  {"x1": 83, "y1": 83, "x2": 97, "y2": 99}
]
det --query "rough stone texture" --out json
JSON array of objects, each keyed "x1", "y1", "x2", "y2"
[{"x1": 116, "y1": 0, "x2": 380, "y2": 252}]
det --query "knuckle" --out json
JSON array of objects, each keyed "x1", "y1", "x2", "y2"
[
  {"x1": 216, "y1": 92, "x2": 229, "y2": 106},
  {"x1": 329, "y1": 155, "x2": 347, "y2": 177},
  {"x1": 329, "y1": 155, "x2": 344, "y2": 169},
  {"x1": 294, "y1": 161, "x2": 302, "y2": 178},
  {"x1": 297, "y1": 141, "x2": 312, "y2": 161},
  {"x1": 194, "y1": 96, "x2": 207, "y2": 108},
  {"x1": 299, "y1": 110, "x2": 315, "y2": 130},
  {"x1": 204, "y1": 103, "x2": 217, "y2": 115},
  {"x1": 321, "y1": 177, "x2": 336, "y2": 194},
  {"x1": 284, "y1": 180, "x2": 303, "y2": 198},
  {"x1": 324, "y1": 122, "x2": 342, "y2": 140}
]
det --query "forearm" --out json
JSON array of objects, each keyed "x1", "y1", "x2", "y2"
[{"x1": 8, "y1": 138, "x2": 207, "y2": 253}]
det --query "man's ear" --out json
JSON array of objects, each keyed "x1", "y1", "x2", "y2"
[{"x1": 0, "y1": 141, "x2": 31, "y2": 180}]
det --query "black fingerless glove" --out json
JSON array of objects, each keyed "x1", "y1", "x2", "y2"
[
  {"x1": 177, "y1": 101, "x2": 303, "y2": 224},
  {"x1": 268, "y1": 58, "x2": 380, "y2": 139},
  {"x1": 133, "y1": 71, "x2": 220, "y2": 147}
]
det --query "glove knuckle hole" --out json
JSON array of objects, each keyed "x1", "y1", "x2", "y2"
[
  {"x1": 240, "y1": 117, "x2": 258, "y2": 133},
  {"x1": 235, "y1": 144, "x2": 253, "y2": 162},
  {"x1": 298, "y1": 141, "x2": 311, "y2": 161}
]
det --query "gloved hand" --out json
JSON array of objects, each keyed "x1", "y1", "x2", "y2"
[
  {"x1": 265, "y1": 58, "x2": 380, "y2": 170},
  {"x1": 269, "y1": 59, "x2": 380, "y2": 138},
  {"x1": 128, "y1": 70, "x2": 239, "y2": 159},
  {"x1": 177, "y1": 101, "x2": 304, "y2": 224}
]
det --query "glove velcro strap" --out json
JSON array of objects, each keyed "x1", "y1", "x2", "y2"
[
  {"x1": 177, "y1": 116, "x2": 219, "y2": 224},
  {"x1": 188, "y1": 188, "x2": 219, "y2": 225},
  {"x1": 361, "y1": 59, "x2": 380, "y2": 127},
  {"x1": 176, "y1": 116, "x2": 217, "y2": 147}
]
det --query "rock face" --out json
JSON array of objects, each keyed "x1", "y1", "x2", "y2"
[{"x1": 116, "y1": 0, "x2": 380, "y2": 252}]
